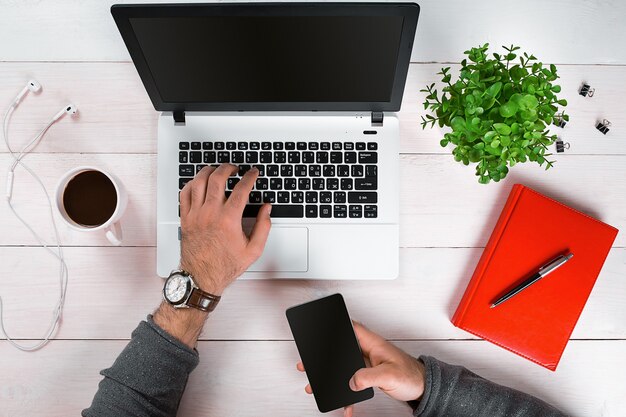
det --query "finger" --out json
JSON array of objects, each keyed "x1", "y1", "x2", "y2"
[
  {"x1": 304, "y1": 384, "x2": 312, "y2": 395},
  {"x1": 349, "y1": 364, "x2": 395, "y2": 392},
  {"x1": 227, "y1": 167, "x2": 258, "y2": 213},
  {"x1": 179, "y1": 181, "x2": 193, "y2": 218},
  {"x1": 344, "y1": 405, "x2": 354, "y2": 417},
  {"x1": 352, "y1": 321, "x2": 387, "y2": 355},
  {"x1": 296, "y1": 362, "x2": 305, "y2": 372},
  {"x1": 205, "y1": 163, "x2": 237, "y2": 204},
  {"x1": 189, "y1": 166, "x2": 214, "y2": 209},
  {"x1": 247, "y1": 203, "x2": 272, "y2": 259}
]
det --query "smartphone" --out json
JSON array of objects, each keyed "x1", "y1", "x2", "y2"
[{"x1": 286, "y1": 293, "x2": 374, "y2": 413}]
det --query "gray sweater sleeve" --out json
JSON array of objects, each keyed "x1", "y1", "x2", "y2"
[
  {"x1": 413, "y1": 355, "x2": 568, "y2": 417},
  {"x1": 82, "y1": 316, "x2": 198, "y2": 417}
]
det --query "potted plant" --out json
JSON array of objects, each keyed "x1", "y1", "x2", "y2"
[{"x1": 421, "y1": 44, "x2": 569, "y2": 184}]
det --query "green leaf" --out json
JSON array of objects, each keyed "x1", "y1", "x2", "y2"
[
  {"x1": 440, "y1": 139, "x2": 449, "y2": 147},
  {"x1": 521, "y1": 94, "x2": 539, "y2": 109},
  {"x1": 484, "y1": 131, "x2": 497, "y2": 142},
  {"x1": 451, "y1": 116, "x2": 467, "y2": 132},
  {"x1": 499, "y1": 101, "x2": 519, "y2": 118},
  {"x1": 551, "y1": 85, "x2": 561, "y2": 93},
  {"x1": 493, "y1": 123, "x2": 511, "y2": 135},
  {"x1": 500, "y1": 135, "x2": 511, "y2": 146},
  {"x1": 557, "y1": 99, "x2": 568, "y2": 106},
  {"x1": 491, "y1": 139, "x2": 501, "y2": 148},
  {"x1": 486, "y1": 82, "x2": 503, "y2": 97}
]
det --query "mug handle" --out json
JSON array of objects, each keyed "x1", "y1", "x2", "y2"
[{"x1": 105, "y1": 221, "x2": 123, "y2": 246}]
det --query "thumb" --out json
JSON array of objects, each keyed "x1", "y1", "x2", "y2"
[
  {"x1": 247, "y1": 203, "x2": 272, "y2": 258},
  {"x1": 349, "y1": 364, "x2": 394, "y2": 392}
]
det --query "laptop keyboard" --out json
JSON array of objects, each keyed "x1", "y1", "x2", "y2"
[{"x1": 178, "y1": 141, "x2": 378, "y2": 219}]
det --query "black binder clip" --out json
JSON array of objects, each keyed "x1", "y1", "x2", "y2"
[
  {"x1": 596, "y1": 119, "x2": 611, "y2": 135},
  {"x1": 553, "y1": 113, "x2": 567, "y2": 128},
  {"x1": 579, "y1": 83, "x2": 595, "y2": 97},
  {"x1": 555, "y1": 138, "x2": 570, "y2": 153}
]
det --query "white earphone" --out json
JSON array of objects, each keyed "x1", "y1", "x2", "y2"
[{"x1": 2, "y1": 79, "x2": 77, "y2": 351}]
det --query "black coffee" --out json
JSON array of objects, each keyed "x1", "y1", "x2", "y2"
[{"x1": 63, "y1": 171, "x2": 117, "y2": 227}]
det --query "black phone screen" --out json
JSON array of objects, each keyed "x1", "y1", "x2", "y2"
[{"x1": 286, "y1": 294, "x2": 374, "y2": 412}]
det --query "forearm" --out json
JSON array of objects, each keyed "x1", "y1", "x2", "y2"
[
  {"x1": 413, "y1": 356, "x2": 568, "y2": 417},
  {"x1": 82, "y1": 307, "x2": 202, "y2": 417}
]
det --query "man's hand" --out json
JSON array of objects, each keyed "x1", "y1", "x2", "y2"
[
  {"x1": 296, "y1": 321, "x2": 425, "y2": 417},
  {"x1": 179, "y1": 164, "x2": 271, "y2": 295}
]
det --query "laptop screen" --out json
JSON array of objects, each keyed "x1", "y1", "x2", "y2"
[{"x1": 112, "y1": 4, "x2": 419, "y2": 112}]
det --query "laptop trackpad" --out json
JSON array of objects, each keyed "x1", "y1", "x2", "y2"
[{"x1": 248, "y1": 227, "x2": 308, "y2": 272}]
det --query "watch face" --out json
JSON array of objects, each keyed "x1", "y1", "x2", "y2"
[{"x1": 164, "y1": 274, "x2": 190, "y2": 304}]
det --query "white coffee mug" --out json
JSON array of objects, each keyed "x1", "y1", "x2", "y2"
[{"x1": 55, "y1": 166, "x2": 128, "y2": 246}]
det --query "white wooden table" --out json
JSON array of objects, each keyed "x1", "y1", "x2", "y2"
[{"x1": 1, "y1": 1, "x2": 625, "y2": 416}]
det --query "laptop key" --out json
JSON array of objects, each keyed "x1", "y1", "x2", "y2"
[
  {"x1": 253, "y1": 165, "x2": 265, "y2": 176},
  {"x1": 202, "y1": 142, "x2": 213, "y2": 150},
  {"x1": 297, "y1": 142, "x2": 307, "y2": 150},
  {"x1": 179, "y1": 165, "x2": 194, "y2": 177},
  {"x1": 320, "y1": 192, "x2": 332, "y2": 204},
  {"x1": 217, "y1": 151, "x2": 230, "y2": 163},
  {"x1": 250, "y1": 142, "x2": 260, "y2": 150},
  {"x1": 348, "y1": 192, "x2": 377, "y2": 203},
  {"x1": 332, "y1": 142, "x2": 342, "y2": 150},
  {"x1": 327, "y1": 178, "x2": 339, "y2": 190},
  {"x1": 284, "y1": 178, "x2": 297, "y2": 190},
  {"x1": 312, "y1": 178, "x2": 325, "y2": 190},
  {"x1": 238, "y1": 142, "x2": 248, "y2": 150},
  {"x1": 330, "y1": 152, "x2": 342, "y2": 164},
  {"x1": 232, "y1": 151, "x2": 244, "y2": 163},
  {"x1": 214, "y1": 142, "x2": 225, "y2": 150},
  {"x1": 341, "y1": 178, "x2": 353, "y2": 190},
  {"x1": 267, "y1": 165, "x2": 279, "y2": 177},
  {"x1": 306, "y1": 191, "x2": 318, "y2": 203},
  {"x1": 309, "y1": 142, "x2": 319, "y2": 151},
  {"x1": 190, "y1": 151, "x2": 202, "y2": 163},
  {"x1": 249, "y1": 191, "x2": 262, "y2": 204},
  {"x1": 260, "y1": 152, "x2": 272, "y2": 163},
  {"x1": 349, "y1": 205, "x2": 363, "y2": 218},
  {"x1": 179, "y1": 178, "x2": 192, "y2": 190},
  {"x1": 306, "y1": 205, "x2": 318, "y2": 218},
  {"x1": 298, "y1": 178, "x2": 311, "y2": 190},
  {"x1": 274, "y1": 151, "x2": 286, "y2": 163},
  {"x1": 344, "y1": 142, "x2": 354, "y2": 150},
  {"x1": 295, "y1": 165, "x2": 307, "y2": 177},
  {"x1": 364, "y1": 205, "x2": 378, "y2": 218},
  {"x1": 261, "y1": 142, "x2": 272, "y2": 150},
  {"x1": 291, "y1": 191, "x2": 304, "y2": 203},
  {"x1": 270, "y1": 178, "x2": 283, "y2": 190},
  {"x1": 316, "y1": 151, "x2": 329, "y2": 164},
  {"x1": 365, "y1": 165, "x2": 377, "y2": 178},
  {"x1": 320, "y1": 142, "x2": 331, "y2": 150},
  {"x1": 256, "y1": 178, "x2": 269, "y2": 190},
  {"x1": 355, "y1": 177, "x2": 377, "y2": 190},
  {"x1": 273, "y1": 142, "x2": 284, "y2": 150},
  {"x1": 356, "y1": 142, "x2": 366, "y2": 150},
  {"x1": 344, "y1": 151, "x2": 357, "y2": 164},
  {"x1": 309, "y1": 165, "x2": 321, "y2": 177},
  {"x1": 278, "y1": 191, "x2": 290, "y2": 203},
  {"x1": 280, "y1": 165, "x2": 293, "y2": 177},
  {"x1": 179, "y1": 142, "x2": 190, "y2": 150},
  {"x1": 243, "y1": 204, "x2": 304, "y2": 218},
  {"x1": 227, "y1": 177, "x2": 240, "y2": 190},
  {"x1": 358, "y1": 152, "x2": 377, "y2": 163},
  {"x1": 367, "y1": 142, "x2": 378, "y2": 150},
  {"x1": 263, "y1": 191, "x2": 276, "y2": 203},
  {"x1": 246, "y1": 152, "x2": 258, "y2": 164},
  {"x1": 334, "y1": 191, "x2": 346, "y2": 203},
  {"x1": 226, "y1": 142, "x2": 236, "y2": 150},
  {"x1": 179, "y1": 151, "x2": 189, "y2": 163},
  {"x1": 351, "y1": 165, "x2": 364, "y2": 177},
  {"x1": 191, "y1": 142, "x2": 201, "y2": 150},
  {"x1": 239, "y1": 165, "x2": 251, "y2": 176},
  {"x1": 196, "y1": 164, "x2": 207, "y2": 174},
  {"x1": 320, "y1": 205, "x2": 332, "y2": 218},
  {"x1": 334, "y1": 205, "x2": 347, "y2": 218},
  {"x1": 337, "y1": 165, "x2": 350, "y2": 177},
  {"x1": 302, "y1": 152, "x2": 315, "y2": 163},
  {"x1": 323, "y1": 165, "x2": 335, "y2": 177},
  {"x1": 288, "y1": 152, "x2": 300, "y2": 164},
  {"x1": 204, "y1": 151, "x2": 216, "y2": 163},
  {"x1": 285, "y1": 142, "x2": 295, "y2": 150}
]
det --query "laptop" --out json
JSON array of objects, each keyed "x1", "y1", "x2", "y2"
[{"x1": 111, "y1": 3, "x2": 419, "y2": 279}]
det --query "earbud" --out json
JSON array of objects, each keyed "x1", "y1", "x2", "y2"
[
  {"x1": 51, "y1": 104, "x2": 78, "y2": 122},
  {"x1": 12, "y1": 80, "x2": 42, "y2": 107}
]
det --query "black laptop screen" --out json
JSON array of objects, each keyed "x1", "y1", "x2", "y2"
[{"x1": 128, "y1": 15, "x2": 404, "y2": 104}]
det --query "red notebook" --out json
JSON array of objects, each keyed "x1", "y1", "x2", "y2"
[{"x1": 452, "y1": 184, "x2": 618, "y2": 371}]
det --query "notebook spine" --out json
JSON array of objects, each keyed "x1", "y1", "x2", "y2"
[{"x1": 451, "y1": 184, "x2": 525, "y2": 326}]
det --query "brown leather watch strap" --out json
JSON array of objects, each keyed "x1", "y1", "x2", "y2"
[{"x1": 186, "y1": 288, "x2": 221, "y2": 313}]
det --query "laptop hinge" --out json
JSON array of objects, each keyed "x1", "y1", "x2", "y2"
[
  {"x1": 173, "y1": 110, "x2": 186, "y2": 125},
  {"x1": 371, "y1": 111, "x2": 383, "y2": 127}
]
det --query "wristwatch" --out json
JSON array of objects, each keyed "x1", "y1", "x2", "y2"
[{"x1": 163, "y1": 270, "x2": 221, "y2": 313}]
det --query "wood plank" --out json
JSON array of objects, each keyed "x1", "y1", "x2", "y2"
[
  {"x1": 1, "y1": 339, "x2": 624, "y2": 416},
  {"x1": 1, "y1": 62, "x2": 625, "y2": 155},
  {"x1": 1, "y1": 153, "x2": 624, "y2": 248},
  {"x1": 1, "y1": 0, "x2": 626, "y2": 64},
  {"x1": 1, "y1": 247, "x2": 623, "y2": 340}
]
